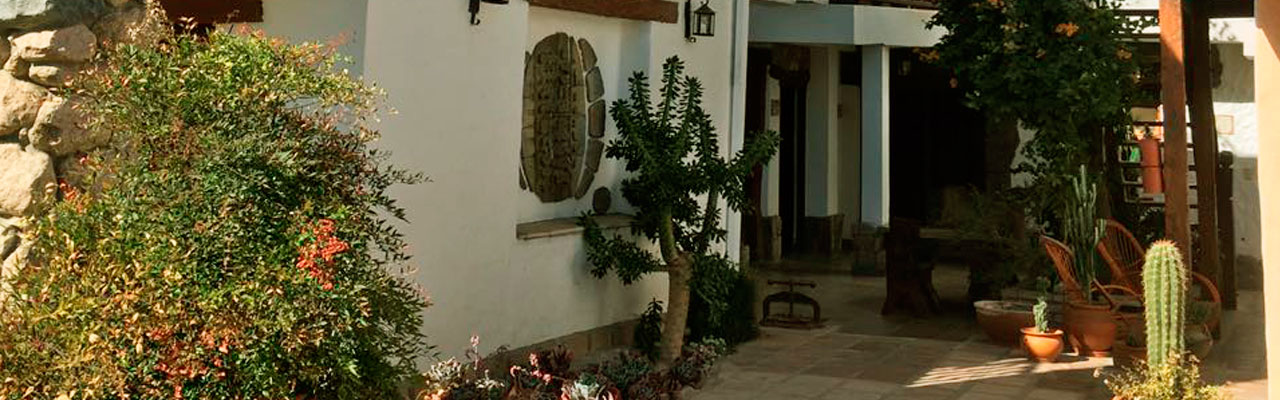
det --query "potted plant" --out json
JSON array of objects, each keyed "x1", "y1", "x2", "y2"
[
  {"x1": 1022, "y1": 297, "x2": 1064, "y2": 362},
  {"x1": 1062, "y1": 166, "x2": 1118, "y2": 357},
  {"x1": 1134, "y1": 123, "x2": 1164, "y2": 194},
  {"x1": 1104, "y1": 242, "x2": 1228, "y2": 400}
]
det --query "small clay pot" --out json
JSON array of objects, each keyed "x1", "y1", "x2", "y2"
[
  {"x1": 1064, "y1": 301, "x2": 1117, "y2": 357},
  {"x1": 1022, "y1": 327, "x2": 1064, "y2": 362}
]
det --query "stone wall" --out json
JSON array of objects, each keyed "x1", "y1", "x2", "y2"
[{"x1": 0, "y1": 0, "x2": 143, "y2": 279}]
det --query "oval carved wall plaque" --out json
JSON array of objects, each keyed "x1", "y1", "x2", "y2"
[{"x1": 520, "y1": 33, "x2": 606, "y2": 203}]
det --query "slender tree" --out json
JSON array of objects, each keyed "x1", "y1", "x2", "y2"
[{"x1": 580, "y1": 57, "x2": 778, "y2": 366}]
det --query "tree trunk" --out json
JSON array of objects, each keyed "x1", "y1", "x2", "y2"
[{"x1": 659, "y1": 253, "x2": 692, "y2": 367}]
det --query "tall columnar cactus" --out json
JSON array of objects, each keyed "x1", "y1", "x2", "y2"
[
  {"x1": 1144, "y1": 241, "x2": 1188, "y2": 368},
  {"x1": 1064, "y1": 165, "x2": 1105, "y2": 300}
]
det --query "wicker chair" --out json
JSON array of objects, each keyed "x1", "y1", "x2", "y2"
[
  {"x1": 1095, "y1": 219, "x2": 1222, "y2": 305},
  {"x1": 1041, "y1": 236, "x2": 1136, "y2": 304}
]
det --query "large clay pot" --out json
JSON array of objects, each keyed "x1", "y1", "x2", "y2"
[
  {"x1": 1021, "y1": 328, "x2": 1064, "y2": 362},
  {"x1": 975, "y1": 300, "x2": 1035, "y2": 346},
  {"x1": 1064, "y1": 301, "x2": 1117, "y2": 357},
  {"x1": 1138, "y1": 135, "x2": 1163, "y2": 194}
]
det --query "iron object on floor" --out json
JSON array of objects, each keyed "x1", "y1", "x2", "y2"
[{"x1": 760, "y1": 279, "x2": 824, "y2": 329}]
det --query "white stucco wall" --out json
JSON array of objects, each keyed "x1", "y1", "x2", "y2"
[
  {"x1": 251, "y1": 0, "x2": 368, "y2": 76},
  {"x1": 1212, "y1": 43, "x2": 1261, "y2": 259},
  {"x1": 838, "y1": 85, "x2": 862, "y2": 235},
  {"x1": 346, "y1": 0, "x2": 737, "y2": 357}
]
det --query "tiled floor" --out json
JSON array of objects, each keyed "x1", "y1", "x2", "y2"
[{"x1": 687, "y1": 263, "x2": 1266, "y2": 400}]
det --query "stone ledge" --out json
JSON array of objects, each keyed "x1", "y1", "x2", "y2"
[{"x1": 516, "y1": 213, "x2": 633, "y2": 240}]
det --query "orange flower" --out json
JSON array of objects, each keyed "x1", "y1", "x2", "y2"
[
  {"x1": 1055, "y1": 23, "x2": 1080, "y2": 37},
  {"x1": 1117, "y1": 48, "x2": 1133, "y2": 60}
]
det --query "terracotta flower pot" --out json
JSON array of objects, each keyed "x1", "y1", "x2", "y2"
[
  {"x1": 1064, "y1": 301, "x2": 1117, "y2": 357},
  {"x1": 1138, "y1": 135, "x2": 1163, "y2": 194},
  {"x1": 1021, "y1": 327, "x2": 1064, "y2": 362},
  {"x1": 975, "y1": 300, "x2": 1035, "y2": 346}
]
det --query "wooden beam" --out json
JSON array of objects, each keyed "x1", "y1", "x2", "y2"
[
  {"x1": 158, "y1": 0, "x2": 263, "y2": 24},
  {"x1": 1160, "y1": 0, "x2": 1192, "y2": 261},
  {"x1": 528, "y1": 0, "x2": 679, "y2": 23},
  {"x1": 1218, "y1": 152, "x2": 1237, "y2": 309},
  {"x1": 1208, "y1": 0, "x2": 1254, "y2": 18},
  {"x1": 1186, "y1": 0, "x2": 1222, "y2": 295}
]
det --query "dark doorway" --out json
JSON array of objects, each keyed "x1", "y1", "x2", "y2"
[
  {"x1": 887, "y1": 48, "x2": 987, "y2": 224},
  {"x1": 779, "y1": 84, "x2": 807, "y2": 255}
]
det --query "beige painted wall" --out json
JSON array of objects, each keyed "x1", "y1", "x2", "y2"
[{"x1": 1255, "y1": 2, "x2": 1279, "y2": 397}]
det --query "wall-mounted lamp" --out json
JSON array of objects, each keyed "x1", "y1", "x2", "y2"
[
  {"x1": 685, "y1": 0, "x2": 715, "y2": 42},
  {"x1": 470, "y1": 0, "x2": 509, "y2": 25}
]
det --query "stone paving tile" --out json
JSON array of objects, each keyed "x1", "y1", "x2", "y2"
[
  {"x1": 766, "y1": 374, "x2": 846, "y2": 398},
  {"x1": 1024, "y1": 388, "x2": 1085, "y2": 400},
  {"x1": 685, "y1": 269, "x2": 1266, "y2": 400}
]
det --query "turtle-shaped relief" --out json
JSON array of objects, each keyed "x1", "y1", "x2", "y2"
[{"x1": 520, "y1": 33, "x2": 606, "y2": 203}]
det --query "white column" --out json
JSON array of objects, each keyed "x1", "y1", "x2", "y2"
[
  {"x1": 725, "y1": 0, "x2": 750, "y2": 262},
  {"x1": 860, "y1": 45, "x2": 890, "y2": 227},
  {"x1": 805, "y1": 46, "x2": 840, "y2": 217},
  {"x1": 761, "y1": 73, "x2": 782, "y2": 218}
]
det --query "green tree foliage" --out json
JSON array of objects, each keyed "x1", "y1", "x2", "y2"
[
  {"x1": 926, "y1": 0, "x2": 1147, "y2": 232},
  {"x1": 580, "y1": 57, "x2": 778, "y2": 365},
  {"x1": 0, "y1": 21, "x2": 429, "y2": 399}
]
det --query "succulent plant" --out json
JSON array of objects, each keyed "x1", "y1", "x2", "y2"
[
  {"x1": 1143, "y1": 240, "x2": 1188, "y2": 368},
  {"x1": 1065, "y1": 165, "x2": 1106, "y2": 301},
  {"x1": 1033, "y1": 297, "x2": 1050, "y2": 333}
]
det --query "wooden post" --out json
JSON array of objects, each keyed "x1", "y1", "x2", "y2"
[
  {"x1": 1185, "y1": 0, "x2": 1221, "y2": 291},
  {"x1": 1218, "y1": 152, "x2": 1237, "y2": 310},
  {"x1": 1159, "y1": 0, "x2": 1192, "y2": 261}
]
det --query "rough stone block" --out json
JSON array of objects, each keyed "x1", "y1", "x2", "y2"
[
  {"x1": 586, "y1": 66, "x2": 604, "y2": 101},
  {"x1": 27, "y1": 63, "x2": 72, "y2": 86},
  {"x1": 13, "y1": 23, "x2": 97, "y2": 63},
  {"x1": 30, "y1": 95, "x2": 107, "y2": 155},
  {"x1": 585, "y1": 140, "x2": 602, "y2": 172},
  {"x1": 578, "y1": 38, "x2": 596, "y2": 70},
  {"x1": 588, "y1": 100, "x2": 605, "y2": 138},
  {"x1": 0, "y1": 0, "x2": 108, "y2": 31},
  {"x1": 0, "y1": 143, "x2": 54, "y2": 216},
  {"x1": 0, "y1": 70, "x2": 47, "y2": 137}
]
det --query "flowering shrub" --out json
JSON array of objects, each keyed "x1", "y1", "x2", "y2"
[
  {"x1": 0, "y1": 13, "x2": 428, "y2": 400},
  {"x1": 926, "y1": 0, "x2": 1148, "y2": 233}
]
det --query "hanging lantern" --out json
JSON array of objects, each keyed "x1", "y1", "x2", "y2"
[{"x1": 686, "y1": 0, "x2": 715, "y2": 42}]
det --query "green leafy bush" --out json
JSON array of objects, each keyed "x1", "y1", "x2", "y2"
[
  {"x1": 1105, "y1": 360, "x2": 1229, "y2": 400},
  {"x1": 0, "y1": 20, "x2": 429, "y2": 399},
  {"x1": 634, "y1": 300, "x2": 664, "y2": 361},
  {"x1": 687, "y1": 265, "x2": 758, "y2": 347}
]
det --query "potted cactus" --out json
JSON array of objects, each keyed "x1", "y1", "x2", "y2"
[
  {"x1": 1021, "y1": 297, "x2": 1064, "y2": 362},
  {"x1": 1105, "y1": 241, "x2": 1228, "y2": 400},
  {"x1": 1061, "y1": 166, "x2": 1117, "y2": 356}
]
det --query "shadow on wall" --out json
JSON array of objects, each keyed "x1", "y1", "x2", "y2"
[{"x1": 1233, "y1": 156, "x2": 1263, "y2": 290}]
